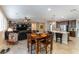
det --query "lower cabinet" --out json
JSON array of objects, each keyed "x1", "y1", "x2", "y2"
[{"x1": 69, "y1": 31, "x2": 76, "y2": 37}]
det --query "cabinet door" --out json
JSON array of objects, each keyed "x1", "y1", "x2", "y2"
[{"x1": 70, "y1": 31, "x2": 75, "y2": 37}]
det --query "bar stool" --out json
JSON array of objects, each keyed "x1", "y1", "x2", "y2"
[{"x1": 56, "y1": 33, "x2": 62, "y2": 44}]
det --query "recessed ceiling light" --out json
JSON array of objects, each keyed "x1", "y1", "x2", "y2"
[
  {"x1": 61, "y1": 16, "x2": 64, "y2": 18},
  {"x1": 71, "y1": 9, "x2": 77, "y2": 12},
  {"x1": 48, "y1": 8, "x2": 51, "y2": 11},
  {"x1": 26, "y1": 16, "x2": 30, "y2": 19},
  {"x1": 52, "y1": 22, "x2": 56, "y2": 25}
]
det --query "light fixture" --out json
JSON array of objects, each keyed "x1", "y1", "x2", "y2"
[
  {"x1": 24, "y1": 17, "x2": 28, "y2": 22},
  {"x1": 52, "y1": 22, "x2": 56, "y2": 25},
  {"x1": 48, "y1": 8, "x2": 52, "y2": 11},
  {"x1": 61, "y1": 16, "x2": 64, "y2": 18},
  {"x1": 24, "y1": 20, "x2": 27, "y2": 22},
  {"x1": 26, "y1": 16, "x2": 31, "y2": 19},
  {"x1": 8, "y1": 28, "x2": 13, "y2": 32},
  {"x1": 70, "y1": 9, "x2": 77, "y2": 12},
  {"x1": 25, "y1": 17, "x2": 27, "y2": 20}
]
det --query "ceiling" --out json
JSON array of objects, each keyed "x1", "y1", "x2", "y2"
[{"x1": 1, "y1": 5, "x2": 79, "y2": 21}]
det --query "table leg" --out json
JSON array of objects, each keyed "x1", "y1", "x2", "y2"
[{"x1": 35, "y1": 39, "x2": 39, "y2": 54}]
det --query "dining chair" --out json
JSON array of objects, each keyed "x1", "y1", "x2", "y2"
[
  {"x1": 27, "y1": 33, "x2": 36, "y2": 54},
  {"x1": 39, "y1": 32, "x2": 53, "y2": 54}
]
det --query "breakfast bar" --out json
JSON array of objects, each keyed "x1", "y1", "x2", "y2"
[{"x1": 52, "y1": 31, "x2": 69, "y2": 44}]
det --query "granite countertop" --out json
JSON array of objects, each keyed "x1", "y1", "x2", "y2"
[{"x1": 52, "y1": 30, "x2": 69, "y2": 34}]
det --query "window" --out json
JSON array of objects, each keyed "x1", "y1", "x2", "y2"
[{"x1": 0, "y1": 10, "x2": 7, "y2": 31}]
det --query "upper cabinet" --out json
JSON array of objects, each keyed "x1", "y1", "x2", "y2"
[
  {"x1": 56, "y1": 21, "x2": 68, "y2": 28},
  {"x1": 68, "y1": 20, "x2": 76, "y2": 31},
  {"x1": 69, "y1": 20, "x2": 76, "y2": 28},
  {"x1": 56, "y1": 20, "x2": 76, "y2": 31}
]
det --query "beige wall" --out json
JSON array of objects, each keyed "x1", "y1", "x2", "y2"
[
  {"x1": 0, "y1": 8, "x2": 8, "y2": 50},
  {"x1": 32, "y1": 23, "x2": 37, "y2": 30},
  {"x1": 36, "y1": 23, "x2": 45, "y2": 32},
  {"x1": 31, "y1": 22, "x2": 45, "y2": 32},
  {"x1": 0, "y1": 32, "x2": 5, "y2": 50},
  {"x1": 0, "y1": 32, "x2": 3, "y2": 41},
  {"x1": 47, "y1": 21, "x2": 56, "y2": 31},
  {"x1": 0, "y1": 8, "x2": 8, "y2": 40}
]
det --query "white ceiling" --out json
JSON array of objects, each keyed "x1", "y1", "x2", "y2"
[{"x1": 1, "y1": 5, "x2": 79, "y2": 21}]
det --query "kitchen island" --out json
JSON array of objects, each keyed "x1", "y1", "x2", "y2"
[{"x1": 52, "y1": 31, "x2": 69, "y2": 44}]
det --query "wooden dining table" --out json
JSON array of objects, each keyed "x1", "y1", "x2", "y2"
[{"x1": 31, "y1": 33, "x2": 48, "y2": 54}]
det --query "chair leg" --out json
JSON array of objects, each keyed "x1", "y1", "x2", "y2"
[
  {"x1": 27, "y1": 40, "x2": 29, "y2": 52},
  {"x1": 56, "y1": 38, "x2": 58, "y2": 42},
  {"x1": 28, "y1": 44, "x2": 29, "y2": 52},
  {"x1": 50, "y1": 42, "x2": 53, "y2": 54},
  {"x1": 31, "y1": 44, "x2": 32, "y2": 54},
  {"x1": 60, "y1": 38, "x2": 62, "y2": 44},
  {"x1": 39, "y1": 42, "x2": 41, "y2": 54},
  {"x1": 35, "y1": 40, "x2": 39, "y2": 54},
  {"x1": 45, "y1": 44, "x2": 47, "y2": 54}
]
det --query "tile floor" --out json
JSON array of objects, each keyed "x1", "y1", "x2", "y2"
[{"x1": 2, "y1": 37, "x2": 79, "y2": 54}]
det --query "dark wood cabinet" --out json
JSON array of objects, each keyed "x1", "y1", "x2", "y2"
[
  {"x1": 68, "y1": 20, "x2": 76, "y2": 37},
  {"x1": 69, "y1": 31, "x2": 76, "y2": 37},
  {"x1": 56, "y1": 20, "x2": 76, "y2": 37}
]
